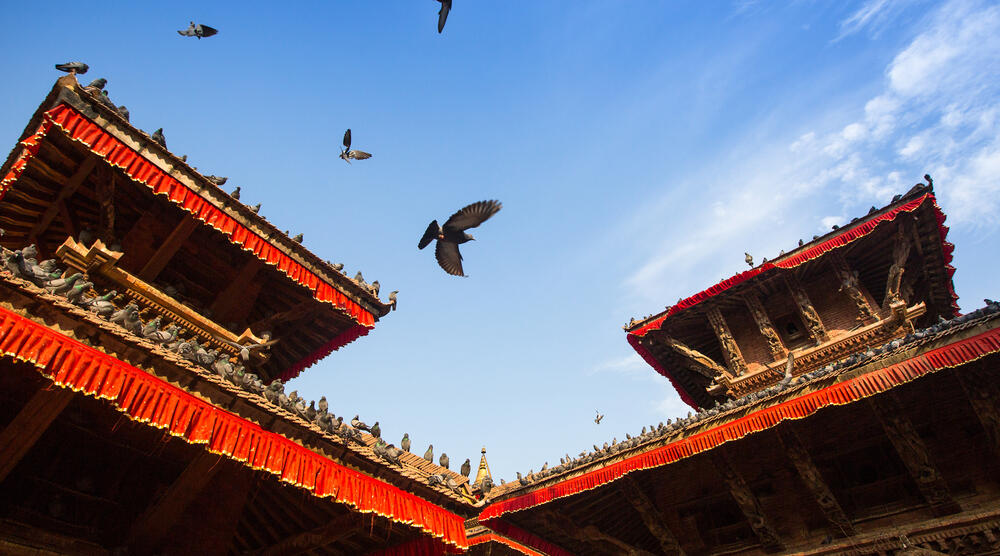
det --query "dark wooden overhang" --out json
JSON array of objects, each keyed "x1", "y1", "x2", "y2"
[
  {"x1": 0, "y1": 76, "x2": 393, "y2": 382},
  {"x1": 480, "y1": 308, "x2": 1000, "y2": 555},
  {"x1": 626, "y1": 188, "x2": 957, "y2": 408}
]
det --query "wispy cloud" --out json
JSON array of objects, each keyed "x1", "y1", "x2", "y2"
[
  {"x1": 591, "y1": 353, "x2": 646, "y2": 376},
  {"x1": 836, "y1": 0, "x2": 920, "y2": 41}
]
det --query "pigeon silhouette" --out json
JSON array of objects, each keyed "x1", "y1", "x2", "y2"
[
  {"x1": 418, "y1": 200, "x2": 501, "y2": 276},
  {"x1": 55, "y1": 62, "x2": 88, "y2": 74},
  {"x1": 339, "y1": 129, "x2": 372, "y2": 163},
  {"x1": 436, "y1": 0, "x2": 452, "y2": 33},
  {"x1": 151, "y1": 128, "x2": 166, "y2": 148},
  {"x1": 178, "y1": 22, "x2": 218, "y2": 39}
]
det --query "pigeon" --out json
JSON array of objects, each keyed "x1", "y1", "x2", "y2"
[
  {"x1": 97, "y1": 90, "x2": 117, "y2": 110},
  {"x1": 318, "y1": 396, "x2": 328, "y2": 414},
  {"x1": 230, "y1": 186, "x2": 241, "y2": 199},
  {"x1": 216, "y1": 336, "x2": 279, "y2": 363},
  {"x1": 424, "y1": 444, "x2": 434, "y2": 462},
  {"x1": 339, "y1": 129, "x2": 372, "y2": 163},
  {"x1": 517, "y1": 472, "x2": 529, "y2": 486},
  {"x1": 305, "y1": 401, "x2": 317, "y2": 422},
  {"x1": 388, "y1": 290, "x2": 398, "y2": 311},
  {"x1": 354, "y1": 271, "x2": 366, "y2": 286},
  {"x1": 151, "y1": 128, "x2": 166, "y2": 148},
  {"x1": 370, "y1": 421, "x2": 381, "y2": 438},
  {"x1": 116, "y1": 105, "x2": 130, "y2": 121},
  {"x1": 83, "y1": 78, "x2": 106, "y2": 95},
  {"x1": 440, "y1": 453, "x2": 450, "y2": 469},
  {"x1": 351, "y1": 415, "x2": 371, "y2": 432},
  {"x1": 798, "y1": 239, "x2": 804, "y2": 246},
  {"x1": 370, "y1": 280, "x2": 380, "y2": 297},
  {"x1": 329, "y1": 262, "x2": 345, "y2": 272},
  {"x1": 745, "y1": 252, "x2": 754, "y2": 267},
  {"x1": 178, "y1": 22, "x2": 219, "y2": 39},
  {"x1": 292, "y1": 233, "x2": 303, "y2": 243},
  {"x1": 418, "y1": 200, "x2": 502, "y2": 276},
  {"x1": 925, "y1": 174, "x2": 933, "y2": 187},
  {"x1": 55, "y1": 62, "x2": 89, "y2": 74},
  {"x1": 401, "y1": 433, "x2": 411, "y2": 452},
  {"x1": 205, "y1": 175, "x2": 227, "y2": 186},
  {"x1": 251, "y1": 203, "x2": 261, "y2": 213},
  {"x1": 460, "y1": 458, "x2": 471, "y2": 477},
  {"x1": 436, "y1": 0, "x2": 452, "y2": 33},
  {"x1": 595, "y1": 410, "x2": 604, "y2": 424},
  {"x1": 427, "y1": 474, "x2": 445, "y2": 487}
]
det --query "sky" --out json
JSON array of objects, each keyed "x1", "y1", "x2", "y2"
[{"x1": 1, "y1": 0, "x2": 998, "y2": 484}]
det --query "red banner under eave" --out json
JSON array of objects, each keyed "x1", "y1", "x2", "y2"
[
  {"x1": 0, "y1": 104, "x2": 377, "y2": 378},
  {"x1": 627, "y1": 192, "x2": 959, "y2": 408},
  {"x1": 481, "y1": 324, "x2": 1000, "y2": 523},
  {"x1": 0, "y1": 306, "x2": 467, "y2": 551}
]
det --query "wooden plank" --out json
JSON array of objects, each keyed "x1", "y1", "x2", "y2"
[
  {"x1": 27, "y1": 155, "x2": 97, "y2": 245},
  {"x1": 0, "y1": 386, "x2": 75, "y2": 483},
  {"x1": 209, "y1": 257, "x2": 263, "y2": 321},
  {"x1": 249, "y1": 513, "x2": 357, "y2": 556},
  {"x1": 127, "y1": 450, "x2": 225, "y2": 553},
  {"x1": 619, "y1": 476, "x2": 686, "y2": 555},
  {"x1": 137, "y1": 216, "x2": 199, "y2": 282}
]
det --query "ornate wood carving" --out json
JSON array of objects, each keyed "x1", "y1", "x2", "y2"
[
  {"x1": 777, "y1": 428, "x2": 856, "y2": 537},
  {"x1": 659, "y1": 333, "x2": 727, "y2": 379},
  {"x1": 544, "y1": 510, "x2": 655, "y2": 556},
  {"x1": 870, "y1": 394, "x2": 961, "y2": 517},
  {"x1": 706, "y1": 307, "x2": 747, "y2": 376},
  {"x1": 0, "y1": 386, "x2": 75, "y2": 483},
  {"x1": 711, "y1": 451, "x2": 783, "y2": 552},
  {"x1": 829, "y1": 251, "x2": 878, "y2": 325},
  {"x1": 27, "y1": 155, "x2": 97, "y2": 245},
  {"x1": 884, "y1": 223, "x2": 913, "y2": 310},
  {"x1": 784, "y1": 274, "x2": 828, "y2": 343},
  {"x1": 743, "y1": 293, "x2": 786, "y2": 361},
  {"x1": 619, "y1": 476, "x2": 686, "y2": 555}
]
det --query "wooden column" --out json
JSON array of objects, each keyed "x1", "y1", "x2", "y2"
[
  {"x1": 27, "y1": 156, "x2": 97, "y2": 245},
  {"x1": 619, "y1": 476, "x2": 686, "y2": 555},
  {"x1": 250, "y1": 513, "x2": 358, "y2": 555},
  {"x1": 137, "y1": 217, "x2": 199, "y2": 282},
  {"x1": 743, "y1": 293, "x2": 786, "y2": 361},
  {"x1": 829, "y1": 251, "x2": 878, "y2": 325},
  {"x1": 127, "y1": 450, "x2": 226, "y2": 553},
  {"x1": 711, "y1": 451, "x2": 783, "y2": 552},
  {"x1": 706, "y1": 307, "x2": 747, "y2": 376},
  {"x1": 784, "y1": 274, "x2": 828, "y2": 343},
  {"x1": 777, "y1": 428, "x2": 855, "y2": 538},
  {"x1": 869, "y1": 393, "x2": 961, "y2": 516},
  {"x1": 0, "y1": 386, "x2": 75, "y2": 483}
]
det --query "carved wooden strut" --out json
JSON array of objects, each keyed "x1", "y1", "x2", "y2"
[
  {"x1": 785, "y1": 274, "x2": 829, "y2": 343},
  {"x1": 743, "y1": 292, "x2": 786, "y2": 361},
  {"x1": 830, "y1": 251, "x2": 878, "y2": 324},
  {"x1": 706, "y1": 307, "x2": 747, "y2": 376}
]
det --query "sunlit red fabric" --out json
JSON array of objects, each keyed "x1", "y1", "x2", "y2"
[
  {"x1": 627, "y1": 193, "x2": 959, "y2": 408},
  {"x1": 482, "y1": 324, "x2": 1000, "y2": 522},
  {"x1": 479, "y1": 521, "x2": 575, "y2": 556},
  {"x1": 0, "y1": 306, "x2": 467, "y2": 550}
]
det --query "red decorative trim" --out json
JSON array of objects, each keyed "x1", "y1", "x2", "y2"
[
  {"x1": 627, "y1": 193, "x2": 959, "y2": 407},
  {"x1": 467, "y1": 533, "x2": 548, "y2": 556},
  {"x1": 278, "y1": 324, "x2": 370, "y2": 382},
  {"x1": 482, "y1": 324, "x2": 1000, "y2": 521},
  {"x1": 479, "y1": 521, "x2": 575, "y2": 556},
  {"x1": 0, "y1": 306, "x2": 467, "y2": 549}
]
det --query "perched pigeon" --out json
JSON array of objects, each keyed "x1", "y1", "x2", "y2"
[
  {"x1": 251, "y1": 203, "x2": 261, "y2": 213},
  {"x1": 318, "y1": 396, "x2": 328, "y2": 414},
  {"x1": 401, "y1": 433, "x2": 411, "y2": 452},
  {"x1": 205, "y1": 175, "x2": 227, "y2": 186},
  {"x1": 292, "y1": 233, "x2": 303, "y2": 243},
  {"x1": 230, "y1": 186, "x2": 241, "y2": 199},
  {"x1": 351, "y1": 414, "x2": 371, "y2": 432},
  {"x1": 745, "y1": 252, "x2": 754, "y2": 267},
  {"x1": 339, "y1": 129, "x2": 372, "y2": 163},
  {"x1": 594, "y1": 410, "x2": 604, "y2": 424},
  {"x1": 83, "y1": 78, "x2": 106, "y2": 95},
  {"x1": 424, "y1": 444, "x2": 434, "y2": 462},
  {"x1": 418, "y1": 200, "x2": 502, "y2": 276},
  {"x1": 151, "y1": 128, "x2": 166, "y2": 148},
  {"x1": 460, "y1": 458, "x2": 471, "y2": 478},
  {"x1": 440, "y1": 453, "x2": 450, "y2": 469},
  {"x1": 116, "y1": 105, "x2": 130, "y2": 121},
  {"x1": 56, "y1": 62, "x2": 89, "y2": 74},
  {"x1": 370, "y1": 280, "x2": 380, "y2": 297},
  {"x1": 436, "y1": 0, "x2": 452, "y2": 33},
  {"x1": 388, "y1": 290, "x2": 398, "y2": 311},
  {"x1": 97, "y1": 90, "x2": 117, "y2": 110},
  {"x1": 178, "y1": 22, "x2": 219, "y2": 39},
  {"x1": 370, "y1": 421, "x2": 381, "y2": 438}
]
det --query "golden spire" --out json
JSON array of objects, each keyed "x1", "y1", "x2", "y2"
[{"x1": 473, "y1": 446, "x2": 492, "y2": 486}]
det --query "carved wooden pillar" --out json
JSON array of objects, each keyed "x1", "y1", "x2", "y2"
[
  {"x1": 829, "y1": 251, "x2": 878, "y2": 325},
  {"x1": 784, "y1": 274, "x2": 828, "y2": 343},
  {"x1": 777, "y1": 428, "x2": 856, "y2": 538},
  {"x1": 706, "y1": 307, "x2": 747, "y2": 376},
  {"x1": 619, "y1": 476, "x2": 686, "y2": 555},
  {"x1": 869, "y1": 394, "x2": 961, "y2": 516},
  {"x1": 884, "y1": 224, "x2": 913, "y2": 310},
  {"x1": 711, "y1": 451, "x2": 783, "y2": 552},
  {"x1": 743, "y1": 293, "x2": 786, "y2": 361}
]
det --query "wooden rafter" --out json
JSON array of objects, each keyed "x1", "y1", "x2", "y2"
[
  {"x1": 249, "y1": 513, "x2": 358, "y2": 556},
  {"x1": 209, "y1": 257, "x2": 264, "y2": 321},
  {"x1": 777, "y1": 427, "x2": 856, "y2": 538},
  {"x1": 137, "y1": 216, "x2": 200, "y2": 282},
  {"x1": 710, "y1": 450, "x2": 784, "y2": 552},
  {"x1": 619, "y1": 476, "x2": 686, "y2": 555},
  {"x1": 0, "y1": 386, "x2": 75, "y2": 483},
  {"x1": 542, "y1": 509, "x2": 655, "y2": 556},
  {"x1": 26, "y1": 155, "x2": 97, "y2": 245}
]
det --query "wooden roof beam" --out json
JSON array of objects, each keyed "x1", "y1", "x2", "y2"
[
  {"x1": 619, "y1": 476, "x2": 686, "y2": 555},
  {"x1": 26, "y1": 155, "x2": 96, "y2": 246},
  {"x1": 955, "y1": 363, "x2": 1000, "y2": 460},
  {"x1": 0, "y1": 385, "x2": 75, "y2": 483},
  {"x1": 137, "y1": 216, "x2": 199, "y2": 282},
  {"x1": 542, "y1": 509, "x2": 656, "y2": 556},
  {"x1": 777, "y1": 427, "x2": 856, "y2": 538},
  {"x1": 710, "y1": 450, "x2": 784, "y2": 552},
  {"x1": 248, "y1": 513, "x2": 358, "y2": 556}
]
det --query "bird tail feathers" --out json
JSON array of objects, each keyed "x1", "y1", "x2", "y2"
[{"x1": 418, "y1": 220, "x2": 439, "y2": 249}]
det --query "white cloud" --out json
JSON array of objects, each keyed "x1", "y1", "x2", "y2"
[
  {"x1": 836, "y1": 0, "x2": 918, "y2": 41},
  {"x1": 591, "y1": 353, "x2": 646, "y2": 375}
]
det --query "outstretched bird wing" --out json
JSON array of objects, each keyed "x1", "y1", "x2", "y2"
[
  {"x1": 347, "y1": 150, "x2": 372, "y2": 160},
  {"x1": 438, "y1": 0, "x2": 451, "y2": 33},
  {"x1": 197, "y1": 24, "x2": 218, "y2": 37},
  {"x1": 435, "y1": 241, "x2": 465, "y2": 276},
  {"x1": 343, "y1": 129, "x2": 352, "y2": 150},
  {"x1": 442, "y1": 200, "x2": 502, "y2": 233},
  {"x1": 418, "y1": 220, "x2": 440, "y2": 250}
]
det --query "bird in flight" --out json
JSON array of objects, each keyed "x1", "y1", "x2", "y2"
[
  {"x1": 339, "y1": 129, "x2": 372, "y2": 164},
  {"x1": 178, "y1": 22, "x2": 219, "y2": 39},
  {"x1": 436, "y1": 0, "x2": 452, "y2": 33},
  {"x1": 418, "y1": 200, "x2": 501, "y2": 276},
  {"x1": 595, "y1": 410, "x2": 604, "y2": 425},
  {"x1": 55, "y1": 62, "x2": 88, "y2": 74}
]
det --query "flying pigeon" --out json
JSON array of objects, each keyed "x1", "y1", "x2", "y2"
[
  {"x1": 401, "y1": 433, "x2": 411, "y2": 452},
  {"x1": 55, "y1": 62, "x2": 88, "y2": 74},
  {"x1": 594, "y1": 410, "x2": 604, "y2": 424},
  {"x1": 436, "y1": 0, "x2": 452, "y2": 33},
  {"x1": 339, "y1": 129, "x2": 372, "y2": 163},
  {"x1": 178, "y1": 22, "x2": 219, "y2": 39},
  {"x1": 418, "y1": 200, "x2": 502, "y2": 276},
  {"x1": 151, "y1": 128, "x2": 166, "y2": 148},
  {"x1": 440, "y1": 453, "x2": 449, "y2": 469},
  {"x1": 424, "y1": 444, "x2": 434, "y2": 462},
  {"x1": 460, "y1": 458, "x2": 471, "y2": 478}
]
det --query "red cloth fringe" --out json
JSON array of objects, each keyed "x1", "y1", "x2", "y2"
[
  {"x1": 278, "y1": 324, "x2": 370, "y2": 382},
  {"x1": 627, "y1": 193, "x2": 959, "y2": 407},
  {"x1": 467, "y1": 533, "x2": 546, "y2": 556},
  {"x1": 482, "y1": 324, "x2": 1000, "y2": 522},
  {"x1": 0, "y1": 306, "x2": 467, "y2": 550},
  {"x1": 478, "y1": 520, "x2": 575, "y2": 556}
]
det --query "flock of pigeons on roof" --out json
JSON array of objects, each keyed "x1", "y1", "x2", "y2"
[{"x1": 504, "y1": 298, "x2": 1000, "y2": 491}]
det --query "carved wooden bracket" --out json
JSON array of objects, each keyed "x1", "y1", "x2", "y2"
[
  {"x1": 777, "y1": 427, "x2": 856, "y2": 538},
  {"x1": 661, "y1": 333, "x2": 728, "y2": 379},
  {"x1": 784, "y1": 274, "x2": 829, "y2": 343},
  {"x1": 711, "y1": 450, "x2": 784, "y2": 552},
  {"x1": 743, "y1": 293, "x2": 786, "y2": 361},
  {"x1": 884, "y1": 222, "x2": 913, "y2": 310},
  {"x1": 706, "y1": 307, "x2": 747, "y2": 376},
  {"x1": 870, "y1": 393, "x2": 961, "y2": 517},
  {"x1": 619, "y1": 476, "x2": 686, "y2": 555},
  {"x1": 829, "y1": 251, "x2": 878, "y2": 325}
]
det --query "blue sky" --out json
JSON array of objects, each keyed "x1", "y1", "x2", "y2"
[{"x1": 1, "y1": 1, "x2": 998, "y2": 484}]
